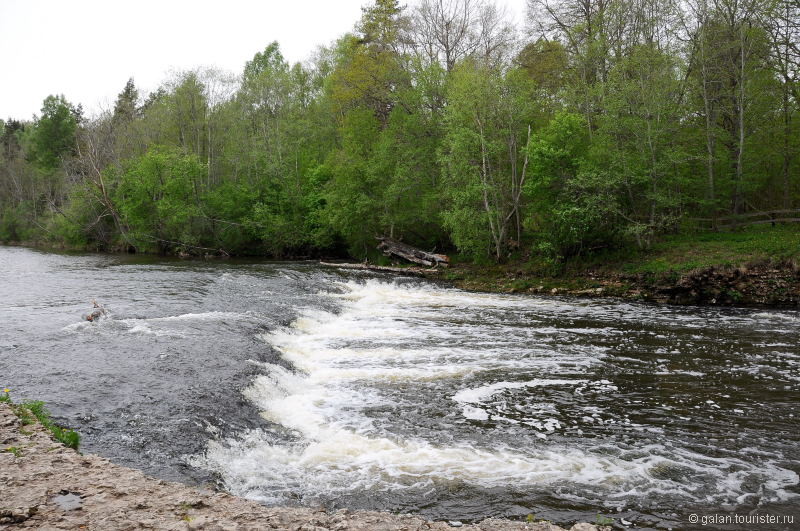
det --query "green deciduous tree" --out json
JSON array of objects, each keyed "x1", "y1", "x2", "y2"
[
  {"x1": 525, "y1": 112, "x2": 610, "y2": 261},
  {"x1": 29, "y1": 95, "x2": 78, "y2": 171},
  {"x1": 441, "y1": 60, "x2": 539, "y2": 260},
  {"x1": 112, "y1": 147, "x2": 207, "y2": 253}
]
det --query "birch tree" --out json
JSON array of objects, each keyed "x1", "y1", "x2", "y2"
[{"x1": 441, "y1": 60, "x2": 538, "y2": 260}]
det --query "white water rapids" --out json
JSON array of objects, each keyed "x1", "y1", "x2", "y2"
[
  {"x1": 2, "y1": 245, "x2": 797, "y2": 527},
  {"x1": 190, "y1": 278, "x2": 800, "y2": 525}
]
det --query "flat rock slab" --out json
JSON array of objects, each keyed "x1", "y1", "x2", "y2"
[{"x1": 0, "y1": 404, "x2": 605, "y2": 530}]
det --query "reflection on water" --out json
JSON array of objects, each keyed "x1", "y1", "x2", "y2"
[{"x1": 1, "y1": 247, "x2": 798, "y2": 528}]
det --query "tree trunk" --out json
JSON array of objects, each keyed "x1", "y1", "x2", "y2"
[
  {"x1": 376, "y1": 237, "x2": 450, "y2": 267},
  {"x1": 782, "y1": 62, "x2": 791, "y2": 209},
  {"x1": 700, "y1": 42, "x2": 718, "y2": 230},
  {"x1": 732, "y1": 26, "x2": 747, "y2": 218}
]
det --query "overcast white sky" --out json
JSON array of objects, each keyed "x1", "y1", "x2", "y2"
[{"x1": 0, "y1": 0, "x2": 525, "y2": 121}]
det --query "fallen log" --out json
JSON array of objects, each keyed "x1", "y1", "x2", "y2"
[
  {"x1": 319, "y1": 261, "x2": 435, "y2": 276},
  {"x1": 376, "y1": 237, "x2": 449, "y2": 268}
]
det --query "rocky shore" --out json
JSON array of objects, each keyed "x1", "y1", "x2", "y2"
[
  {"x1": 0, "y1": 404, "x2": 607, "y2": 531},
  {"x1": 434, "y1": 259, "x2": 800, "y2": 308}
]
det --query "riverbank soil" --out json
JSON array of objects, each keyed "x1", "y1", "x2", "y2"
[
  {"x1": 432, "y1": 226, "x2": 800, "y2": 307},
  {"x1": 0, "y1": 404, "x2": 606, "y2": 530}
]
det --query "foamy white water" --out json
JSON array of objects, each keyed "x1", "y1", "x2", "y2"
[
  {"x1": 191, "y1": 279, "x2": 800, "y2": 522},
  {"x1": 2, "y1": 245, "x2": 796, "y2": 527}
]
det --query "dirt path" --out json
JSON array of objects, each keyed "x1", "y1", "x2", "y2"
[{"x1": 0, "y1": 404, "x2": 605, "y2": 530}]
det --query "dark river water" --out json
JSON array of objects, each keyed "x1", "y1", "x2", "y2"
[{"x1": 1, "y1": 246, "x2": 798, "y2": 529}]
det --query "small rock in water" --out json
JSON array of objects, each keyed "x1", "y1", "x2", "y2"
[{"x1": 448, "y1": 521, "x2": 463, "y2": 527}]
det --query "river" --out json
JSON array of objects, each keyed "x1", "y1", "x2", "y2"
[{"x1": 1, "y1": 246, "x2": 798, "y2": 529}]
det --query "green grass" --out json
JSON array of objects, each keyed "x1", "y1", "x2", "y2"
[
  {"x1": 625, "y1": 225, "x2": 799, "y2": 274},
  {"x1": 438, "y1": 225, "x2": 800, "y2": 296},
  {"x1": 571, "y1": 224, "x2": 800, "y2": 275},
  {"x1": 1, "y1": 390, "x2": 80, "y2": 450},
  {"x1": 595, "y1": 513, "x2": 615, "y2": 526},
  {"x1": 3, "y1": 446, "x2": 23, "y2": 457}
]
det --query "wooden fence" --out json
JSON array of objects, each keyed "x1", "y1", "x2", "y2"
[{"x1": 691, "y1": 209, "x2": 800, "y2": 230}]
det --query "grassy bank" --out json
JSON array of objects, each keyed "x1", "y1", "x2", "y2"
[
  {"x1": 0, "y1": 389, "x2": 80, "y2": 451},
  {"x1": 433, "y1": 225, "x2": 800, "y2": 307}
]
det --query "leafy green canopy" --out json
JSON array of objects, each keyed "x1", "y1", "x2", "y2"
[
  {"x1": 29, "y1": 95, "x2": 78, "y2": 171},
  {"x1": 0, "y1": 0, "x2": 797, "y2": 264}
]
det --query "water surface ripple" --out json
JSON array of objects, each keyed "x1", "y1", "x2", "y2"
[{"x1": 1, "y1": 246, "x2": 798, "y2": 529}]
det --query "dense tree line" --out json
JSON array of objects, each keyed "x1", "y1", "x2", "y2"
[{"x1": 1, "y1": 0, "x2": 798, "y2": 263}]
